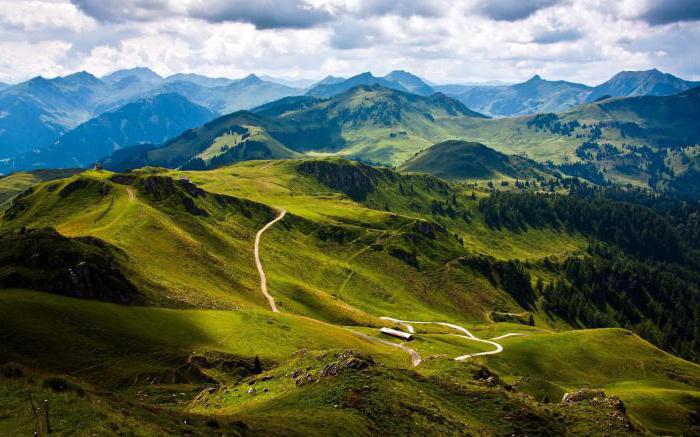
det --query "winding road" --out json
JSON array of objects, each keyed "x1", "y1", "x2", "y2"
[
  {"x1": 380, "y1": 316, "x2": 527, "y2": 362},
  {"x1": 251, "y1": 209, "x2": 526, "y2": 366},
  {"x1": 254, "y1": 208, "x2": 286, "y2": 312}
]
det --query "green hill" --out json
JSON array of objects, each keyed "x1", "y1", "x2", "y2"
[
  {"x1": 400, "y1": 140, "x2": 549, "y2": 181},
  {"x1": 0, "y1": 168, "x2": 82, "y2": 210},
  {"x1": 2, "y1": 158, "x2": 700, "y2": 434},
  {"x1": 105, "y1": 85, "x2": 489, "y2": 170}
]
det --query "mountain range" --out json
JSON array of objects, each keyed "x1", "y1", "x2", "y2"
[
  {"x1": 448, "y1": 69, "x2": 699, "y2": 117},
  {"x1": 0, "y1": 69, "x2": 305, "y2": 160},
  {"x1": 0, "y1": 93, "x2": 215, "y2": 172},
  {"x1": 1, "y1": 67, "x2": 698, "y2": 187},
  {"x1": 104, "y1": 84, "x2": 486, "y2": 170}
]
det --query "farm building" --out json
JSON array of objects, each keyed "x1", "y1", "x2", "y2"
[{"x1": 380, "y1": 327, "x2": 413, "y2": 340}]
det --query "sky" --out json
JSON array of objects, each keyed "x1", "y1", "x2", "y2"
[{"x1": 0, "y1": 0, "x2": 699, "y2": 85}]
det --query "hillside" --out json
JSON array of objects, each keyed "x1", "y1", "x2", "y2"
[
  {"x1": 0, "y1": 168, "x2": 82, "y2": 210},
  {"x1": 106, "y1": 85, "x2": 488, "y2": 169},
  {"x1": 2, "y1": 158, "x2": 700, "y2": 433},
  {"x1": 400, "y1": 140, "x2": 548, "y2": 181},
  {"x1": 432, "y1": 86, "x2": 700, "y2": 191},
  {"x1": 0, "y1": 93, "x2": 215, "y2": 173}
]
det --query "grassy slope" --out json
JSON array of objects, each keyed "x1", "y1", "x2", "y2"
[
  {"x1": 165, "y1": 159, "x2": 586, "y2": 323},
  {"x1": 486, "y1": 328, "x2": 700, "y2": 434},
  {"x1": 1, "y1": 158, "x2": 699, "y2": 434},
  {"x1": 399, "y1": 140, "x2": 552, "y2": 182},
  {"x1": 0, "y1": 290, "x2": 406, "y2": 386},
  {"x1": 1, "y1": 170, "x2": 275, "y2": 310},
  {"x1": 0, "y1": 169, "x2": 82, "y2": 210}
]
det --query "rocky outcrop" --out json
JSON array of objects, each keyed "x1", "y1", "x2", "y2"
[
  {"x1": 561, "y1": 388, "x2": 635, "y2": 432},
  {"x1": 292, "y1": 351, "x2": 374, "y2": 387},
  {"x1": 297, "y1": 160, "x2": 388, "y2": 201},
  {"x1": 0, "y1": 227, "x2": 138, "y2": 304}
]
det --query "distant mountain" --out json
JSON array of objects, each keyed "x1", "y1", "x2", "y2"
[
  {"x1": 160, "y1": 74, "x2": 302, "y2": 114},
  {"x1": 585, "y1": 69, "x2": 699, "y2": 102},
  {"x1": 316, "y1": 75, "x2": 346, "y2": 86},
  {"x1": 400, "y1": 140, "x2": 547, "y2": 181},
  {"x1": 259, "y1": 75, "x2": 318, "y2": 89},
  {"x1": 102, "y1": 67, "x2": 163, "y2": 85},
  {"x1": 0, "y1": 70, "x2": 304, "y2": 161},
  {"x1": 0, "y1": 83, "x2": 9, "y2": 91},
  {"x1": 306, "y1": 72, "x2": 410, "y2": 97},
  {"x1": 306, "y1": 71, "x2": 437, "y2": 98},
  {"x1": 454, "y1": 75, "x2": 592, "y2": 117},
  {"x1": 164, "y1": 73, "x2": 233, "y2": 88},
  {"x1": 383, "y1": 71, "x2": 435, "y2": 96},
  {"x1": 0, "y1": 72, "x2": 108, "y2": 156},
  {"x1": 445, "y1": 69, "x2": 698, "y2": 117},
  {"x1": 107, "y1": 84, "x2": 488, "y2": 170},
  {"x1": 0, "y1": 93, "x2": 214, "y2": 172}
]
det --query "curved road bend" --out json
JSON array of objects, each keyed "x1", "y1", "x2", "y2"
[
  {"x1": 354, "y1": 331, "x2": 422, "y2": 367},
  {"x1": 380, "y1": 316, "x2": 527, "y2": 360},
  {"x1": 254, "y1": 208, "x2": 286, "y2": 313}
]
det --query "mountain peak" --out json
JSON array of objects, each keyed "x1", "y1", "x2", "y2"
[
  {"x1": 240, "y1": 74, "x2": 262, "y2": 85},
  {"x1": 353, "y1": 72, "x2": 377, "y2": 80},
  {"x1": 527, "y1": 74, "x2": 543, "y2": 82},
  {"x1": 102, "y1": 67, "x2": 163, "y2": 83}
]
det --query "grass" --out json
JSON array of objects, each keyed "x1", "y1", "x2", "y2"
[
  {"x1": 2, "y1": 158, "x2": 699, "y2": 433},
  {"x1": 0, "y1": 290, "x2": 408, "y2": 387},
  {"x1": 484, "y1": 328, "x2": 700, "y2": 434},
  {"x1": 0, "y1": 169, "x2": 81, "y2": 210}
]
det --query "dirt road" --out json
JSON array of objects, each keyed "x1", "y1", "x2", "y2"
[{"x1": 254, "y1": 208, "x2": 286, "y2": 312}]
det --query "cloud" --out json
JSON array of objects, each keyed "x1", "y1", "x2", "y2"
[
  {"x1": 637, "y1": 0, "x2": 700, "y2": 26},
  {"x1": 1, "y1": 0, "x2": 698, "y2": 85},
  {"x1": 188, "y1": 0, "x2": 332, "y2": 29},
  {"x1": 532, "y1": 28, "x2": 583, "y2": 44},
  {"x1": 70, "y1": 0, "x2": 175, "y2": 23},
  {"x1": 330, "y1": 19, "x2": 381, "y2": 49},
  {"x1": 473, "y1": 0, "x2": 561, "y2": 21},
  {"x1": 349, "y1": 0, "x2": 446, "y2": 18}
]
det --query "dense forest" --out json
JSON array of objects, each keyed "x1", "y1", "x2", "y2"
[{"x1": 478, "y1": 187, "x2": 700, "y2": 361}]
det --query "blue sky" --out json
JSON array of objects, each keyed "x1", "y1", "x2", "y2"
[{"x1": 1, "y1": 0, "x2": 699, "y2": 84}]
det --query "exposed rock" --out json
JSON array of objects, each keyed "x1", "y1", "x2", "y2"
[
  {"x1": 412, "y1": 220, "x2": 447, "y2": 240},
  {"x1": 295, "y1": 351, "x2": 374, "y2": 386},
  {"x1": 562, "y1": 388, "x2": 605, "y2": 403},
  {"x1": 0, "y1": 227, "x2": 138, "y2": 304},
  {"x1": 109, "y1": 174, "x2": 137, "y2": 185},
  {"x1": 178, "y1": 179, "x2": 206, "y2": 198},
  {"x1": 182, "y1": 196, "x2": 208, "y2": 217},
  {"x1": 59, "y1": 178, "x2": 89, "y2": 197},
  {"x1": 561, "y1": 388, "x2": 634, "y2": 431},
  {"x1": 297, "y1": 160, "x2": 381, "y2": 201},
  {"x1": 140, "y1": 175, "x2": 177, "y2": 201}
]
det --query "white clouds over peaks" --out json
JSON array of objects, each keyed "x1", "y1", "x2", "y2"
[{"x1": 0, "y1": 0, "x2": 697, "y2": 84}]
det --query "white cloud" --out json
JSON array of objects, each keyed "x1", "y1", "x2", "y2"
[{"x1": 0, "y1": 0, "x2": 698, "y2": 84}]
